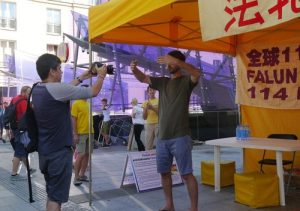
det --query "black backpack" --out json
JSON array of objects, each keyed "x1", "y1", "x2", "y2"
[
  {"x1": 3, "y1": 98, "x2": 26, "y2": 129},
  {"x1": 18, "y1": 83, "x2": 39, "y2": 153}
]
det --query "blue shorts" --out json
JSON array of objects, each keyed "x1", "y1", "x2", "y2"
[
  {"x1": 39, "y1": 147, "x2": 73, "y2": 204},
  {"x1": 13, "y1": 130, "x2": 27, "y2": 158},
  {"x1": 156, "y1": 135, "x2": 193, "y2": 175}
]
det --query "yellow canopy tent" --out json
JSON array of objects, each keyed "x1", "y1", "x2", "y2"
[
  {"x1": 89, "y1": 0, "x2": 300, "y2": 56},
  {"x1": 89, "y1": 0, "x2": 236, "y2": 55},
  {"x1": 89, "y1": 0, "x2": 300, "y2": 172}
]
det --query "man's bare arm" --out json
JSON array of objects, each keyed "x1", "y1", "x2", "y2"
[
  {"x1": 130, "y1": 60, "x2": 151, "y2": 84},
  {"x1": 70, "y1": 64, "x2": 107, "y2": 97},
  {"x1": 71, "y1": 116, "x2": 79, "y2": 145},
  {"x1": 157, "y1": 55, "x2": 201, "y2": 83}
]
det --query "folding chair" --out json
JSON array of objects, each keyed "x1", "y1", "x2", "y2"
[{"x1": 258, "y1": 134, "x2": 297, "y2": 194}]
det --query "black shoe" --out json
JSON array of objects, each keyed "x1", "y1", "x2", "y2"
[
  {"x1": 79, "y1": 175, "x2": 89, "y2": 182},
  {"x1": 73, "y1": 179, "x2": 82, "y2": 186},
  {"x1": 1, "y1": 139, "x2": 6, "y2": 143},
  {"x1": 102, "y1": 143, "x2": 110, "y2": 148}
]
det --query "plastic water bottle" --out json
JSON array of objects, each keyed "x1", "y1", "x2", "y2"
[
  {"x1": 236, "y1": 125, "x2": 241, "y2": 140},
  {"x1": 245, "y1": 125, "x2": 251, "y2": 140},
  {"x1": 240, "y1": 125, "x2": 245, "y2": 140},
  {"x1": 236, "y1": 125, "x2": 251, "y2": 141}
]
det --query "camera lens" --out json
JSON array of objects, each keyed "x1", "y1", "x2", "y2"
[
  {"x1": 92, "y1": 62, "x2": 114, "y2": 75},
  {"x1": 94, "y1": 62, "x2": 103, "y2": 68},
  {"x1": 107, "y1": 65, "x2": 114, "y2": 75}
]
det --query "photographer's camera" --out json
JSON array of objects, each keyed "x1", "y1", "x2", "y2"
[{"x1": 91, "y1": 62, "x2": 114, "y2": 75}]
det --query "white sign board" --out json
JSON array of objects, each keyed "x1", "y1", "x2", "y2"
[
  {"x1": 121, "y1": 155, "x2": 135, "y2": 186},
  {"x1": 121, "y1": 150, "x2": 183, "y2": 192}
]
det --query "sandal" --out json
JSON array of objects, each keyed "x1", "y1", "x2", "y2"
[
  {"x1": 73, "y1": 179, "x2": 82, "y2": 186},
  {"x1": 79, "y1": 175, "x2": 89, "y2": 182}
]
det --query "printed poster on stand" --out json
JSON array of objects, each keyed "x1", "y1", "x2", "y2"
[{"x1": 121, "y1": 150, "x2": 183, "y2": 192}]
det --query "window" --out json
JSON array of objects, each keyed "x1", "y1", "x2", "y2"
[
  {"x1": 0, "y1": 1, "x2": 16, "y2": 30},
  {"x1": 47, "y1": 44, "x2": 58, "y2": 55},
  {"x1": 47, "y1": 9, "x2": 61, "y2": 35},
  {"x1": 0, "y1": 40, "x2": 16, "y2": 73}
]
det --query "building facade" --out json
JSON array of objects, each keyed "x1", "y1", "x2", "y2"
[{"x1": 0, "y1": 0, "x2": 94, "y2": 98}]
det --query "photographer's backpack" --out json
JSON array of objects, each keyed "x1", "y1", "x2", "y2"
[{"x1": 18, "y1": 82, "x2": 39, "y2": 153}]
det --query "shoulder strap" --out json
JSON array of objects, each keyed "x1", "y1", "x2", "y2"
[
  {"x1": 26, "y1": 82, "x2": 39, "y2": 112},
  {"x1": 14, "y1": 98, "x2": 26, "y2": 106}
]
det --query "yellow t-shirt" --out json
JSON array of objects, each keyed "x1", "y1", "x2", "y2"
[
  {"x1": 71, "y1": 100, "x2": 94, "y2": 134},
  {"x1": 142, "y1": 98, "x2": 158, "y2": 124}
]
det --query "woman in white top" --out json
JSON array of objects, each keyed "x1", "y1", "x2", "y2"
[{"x1": 131, "y1": 98, "x2": 145, "y2": 151}]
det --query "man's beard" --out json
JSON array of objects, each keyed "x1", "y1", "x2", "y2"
[{"x1": 169, "y1": 68, "x2": 179, "y2": 74}]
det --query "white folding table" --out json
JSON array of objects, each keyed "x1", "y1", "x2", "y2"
[{"x1": 205, "y1": 137, "x2": 300, "y2": 206}]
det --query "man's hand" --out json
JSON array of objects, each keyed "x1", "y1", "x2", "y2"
[
  {"x1": 95, "y1": 64, "x2": 107, "y2": 79},
  {"x1": 130, "y1": 59, "x2": 151, "y2": 84},
  {"x1": 80, "y1": 69, "x2": 93, "y2": 80},
  {"x1": 78, "y1": 63, "x2": 107, "y2": 81},
  {"x1": 157, "y1": 55, "x2": 178, "y2": 66},
  {"x1": 130, "y1": 59, "x2": 138, "y2": 71},
  {"x1": 147, "y1": 103, "x2": 154, "y2": 110},
  {"x1": 73, "y1": 134, "x2": 79, "y2": 145},
  {"x1": 158, "y1": 54, "x2": 201, "y2": 83}
]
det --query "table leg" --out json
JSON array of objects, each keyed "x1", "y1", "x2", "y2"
[
  {"x1": 214, "y1": 145, "x2": 220, "y2": 192},
  {"x1": 276, "y1": 151, "x2": 285, "y2": 206}
]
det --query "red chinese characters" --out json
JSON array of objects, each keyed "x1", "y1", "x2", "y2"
[
  {"x1": 224, "y1": 0, "x2": 264, "y2": 32},
  {"x1": 268, "y1": 0, "x2": 288, "y2": 19},
  {"x1": 291, "y1": 0, "x2": 300, "y2": 13},
  {"x1": 224, "y1": 0, "x2": 300, "y2": 32},
  {"x1": 269, "y1": 0, "x2": 300, "y2": 19}
]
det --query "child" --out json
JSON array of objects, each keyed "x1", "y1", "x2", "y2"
[{"x1": 100, "y1": 98, "x2": 111, "y2": 147}]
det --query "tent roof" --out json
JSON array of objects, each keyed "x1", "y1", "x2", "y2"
[
  {"x1": 89, "y1": 0, "x2": 300, "y2": 57},
  {"x1": 88, "y1": 0, "x2": 236, "y2": 56}
]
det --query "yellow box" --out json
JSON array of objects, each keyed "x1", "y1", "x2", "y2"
[
  {"x1": 201, "y1": 160, "x2": 235, "y2": 187},
  {"x1": 234, "y1": 172, "x2": 279, "y2": 208}
]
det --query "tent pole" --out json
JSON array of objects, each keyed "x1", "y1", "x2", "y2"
[
  {"x1": 237, "y1": 104, "x2": 244, "y2": 172},
  {"x1": 88, "y1": 43, "x2": 93, "y2": 207}
]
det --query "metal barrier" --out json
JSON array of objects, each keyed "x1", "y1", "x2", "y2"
[{"x1": 98, "y1": 115, "x2": 132, "y2": 145}]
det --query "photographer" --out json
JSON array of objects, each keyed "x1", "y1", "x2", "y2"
[{"x1": 32, "y1": 54, "x2": 107, "y2": 211}]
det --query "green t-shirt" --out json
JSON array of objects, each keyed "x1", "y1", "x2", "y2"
[{"x1": 150, "y1": 76, "x2": 197, "y2": 140}]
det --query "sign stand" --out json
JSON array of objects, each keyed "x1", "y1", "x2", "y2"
[
  {"x1": 121, "y1": 150, "x2": 183, "y2": 192},
  {"x1": 127, "y1": 125, "x2": 134, "y2": 151},
  {"x1": 120, "y1": 154, "x2": 136, "y2": 186}
]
